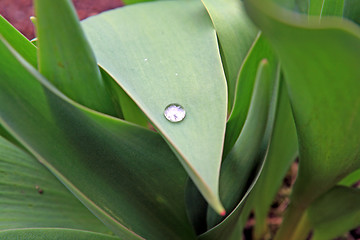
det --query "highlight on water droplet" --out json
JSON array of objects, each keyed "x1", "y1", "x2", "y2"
[{"x1": 164, "y1": 104, "x2": 186, "y2": 123}]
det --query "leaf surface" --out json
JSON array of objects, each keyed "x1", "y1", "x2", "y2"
[
  {"x1": 201, "y1": 0, "x2": 258, "y2": 111},
  {"x1": 0, "y1": 36, "x2": 196, "y2": 239},
  {"x1": 0, "y1": 228, "x2": 119, "y2": 240},
  {"x1": 0, "y1": 136, "x2": 112, "y2": 234},
  {"x1": 199, "y1": 59, "x2": 280, "y2": 239},
  {"x1": 82, "y1": 1, "x2": 227, "y2": 214},
  {"x1": 35, "y1": 0, "x2": 115, "y2": 115},
  {"x1": 308, "y1": 186, "x2": 360, "y2": 240},
  {"x1": 244, "y1": 0, "x2": 360, "y2": 238}
]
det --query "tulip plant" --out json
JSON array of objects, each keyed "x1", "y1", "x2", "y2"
[{"x1": 0, "y1": 0, "x2": 359, "y2": 239}]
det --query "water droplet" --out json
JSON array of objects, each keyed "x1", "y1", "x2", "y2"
[
  {"x1": 144, "y1": 58, "x2": 148, "y2": 62},
  {"x1": 164, "y1": 104, "x2": 186, "y2": 122},
  {"x1": 175, "y1": 73, "x2": 178, "y2": 76}
]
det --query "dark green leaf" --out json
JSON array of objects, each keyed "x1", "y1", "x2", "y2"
[
  {"x1": 0, "y1": 228, "x2": 119, "y2": 240},
  {"x1": 0, "y1": 136, "x2": 112, "y2": 234},
  {"x1": 34, "y1": 0, "x2": 115, "y2": 115}
]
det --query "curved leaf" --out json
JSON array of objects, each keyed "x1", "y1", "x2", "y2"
[
  {"x1": 82, "y1": 0, "x2": 227, "y2": 214},
  {"x1": 244, "y1": 0, "x2": 360, "y2": 239},
  {"x1": 223, "y1": 34, "x2": 277, "y2": 156},
  {"x1": 252, "y1": 80, "x2": 298, "y2": 239},
  {"x1": 308, "y1": 186, "x2": 360, "y2": 240},
  {"x1": 34, "y1": 0, "x2": 115, "y2": 115},
  {"x1": 0, "y1": 228, "x2": 119, "y2": 240},
  {"x1": 201, "y1": 0, "x2": 258, "y2": 111},
  {"x1": 199, "y1": 59, "x2": 280, "y2": 239},
  {"x1": 0, "y1": 136, "x2": 112, "y2": 234},
  {"x1": 0, "y1": 36, "x2": 196, "y2": 239}
]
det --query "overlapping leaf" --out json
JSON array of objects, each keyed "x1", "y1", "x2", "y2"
[
  {"x1": 0, "y1": 35, "x2": 196, "y2": 239},
  {"x1": 199, "y1": 58, "x2": 280, "y2": 239},
  {"x1": 201, "y1": 0, "x2": 258, "y2": 111},
  {"x1": 34, "y1": 0, "x2": 115, "y2": 115},
  {"x1": 244, "y1": 0, "x2": 360, "y2": 239},
  {"x1": 82, "y1": 0, "x2": 227, "y2": 214}
]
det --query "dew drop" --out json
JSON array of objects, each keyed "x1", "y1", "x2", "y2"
[
  {"x1": 144, "y1": 58, "x2": 148, "y2": 62},
  {"x1": 164, "y1": 104, "x2": 186, "y2": 123}
]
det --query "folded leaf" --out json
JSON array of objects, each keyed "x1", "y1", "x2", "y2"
[
  {"x1": 0, "y1": 36, "x2": 196, "y2": 239},
  {"x1": 82, "y1": 0, "x2": 227, "y2": 214},
  {"x1": 200, "y1": 59, "x2": 280, "y2": 239},
  {"x1": 201, "y1": 0, "x2": 258, "y2": 111},
  {"x1": 223, "y1": 34, "x2": 277, "y2": 157}
]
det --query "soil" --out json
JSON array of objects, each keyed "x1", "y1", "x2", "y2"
[
  {"x1": 1, "y1": 1, "x2": 360, "y2": 239},
  {"x1": 0, "y1": 0, "x2": 124, "y2": 39}
]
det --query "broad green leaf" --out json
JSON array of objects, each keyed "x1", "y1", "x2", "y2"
[
  {"x1": 82, "y1": 1, "x2": 227, "y2": 214},
  {"x1": 200, "y1": 59, "x2": 280, "y2": 239},
  {"x1": 244, "y1": 1, "x2": 360, "y2": 239},
  {"x1": 338, "y1": 168, "x2": 360, "y2": 186},
  {"x1": 252, "y1": 79, "x2": 298, "y2": 239},
  {"x1": 223, "y1": 34, "x2": 277, "y2": 157},
  {"x1": 308, "y1": 186, "x2": 360, "y2": 240},
  {"x1": 309, "y1": 0, "x2": 345, "y2": 16},
  {"x1": 34, "y1": 0, "x2": 115, "y2": 115},
  {"x1": 0, "y1": 37, "x2": 196, "y2": 239},
  {"x1": 0, "y1": 229, "x2": 119, "y2": 240},
  {"x1": 0, "y1": 136, "x2": 112, "y2": 234},
  {"x1": 201, "y1": 0, "x2": 258, "y2": 112},
  {"x1": 0, "y1": 16, "x2": 36, "y2": 67}
]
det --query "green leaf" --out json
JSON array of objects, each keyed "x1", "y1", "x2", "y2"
[
  {"x1": 251, "y1": 79, "x2": 298, "y2": 239},
  {"x1": 0, "y1": 228, "x2": 119, "y2": 240},
  {"x1": 308, "y1": 186, "x2": 360, "y2": 240},
  {"x1": 201, "y1": 0, "x2": 258, "y2": 112},
  {"x1": 82, "y1": 0, "x2": 227, "y2": 214},
  {"x1": 0, "y1": 16, "x2": 36, "y2": 67},
  {"x1": 200, "y1": 59, "x2": 280, "y2": 239},
  {"x1": 0, "y1": 136, "x2": 112, "y2": 234},
  {"x1": 122, "y1": 0, "x2": 155, "y2": 5},
  {"x1": 244, "y1": 0, "x2": 360, "y2": 239},
  {"x1": 34, "y1": 0, "x2": 115, "y2": 115},
  {"x1": 343, "y1": 0, "x2": 360, "y2": 24},
  {"x1": 100, "y1": 69, "x2": 149, "y2": 127},
  {"x1": 309, "y1": 0, "x2": 345, "y2": 16},
  {"x1": 338, "y1": 168, "x2": 360, "y2": 186},
  {"x1": 223, "y1": 34, "x2": 277, "y2": 157},
  {"x1": 0, "y1": 37, "x2": 196, "y2": 239}
]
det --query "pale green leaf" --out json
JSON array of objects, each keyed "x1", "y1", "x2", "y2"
[{"x1": 82, "y1": 0, "x2": 227, "y2": 214}]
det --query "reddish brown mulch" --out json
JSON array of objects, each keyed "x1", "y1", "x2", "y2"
[{"x1": 0, "y1": 0, "x2": 124, "y2": 39}]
